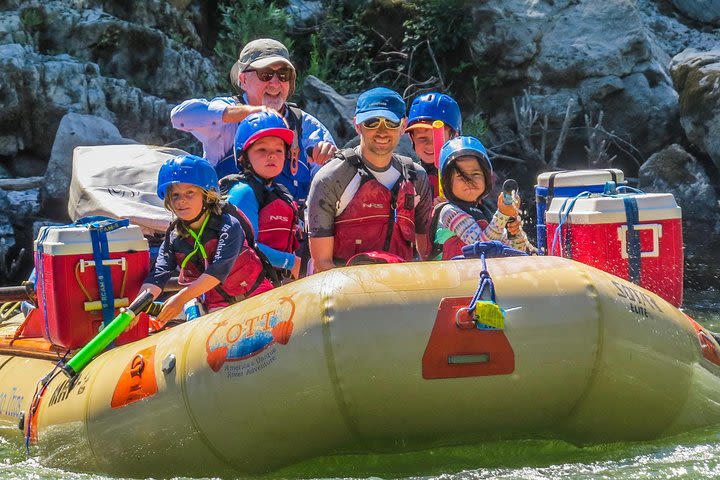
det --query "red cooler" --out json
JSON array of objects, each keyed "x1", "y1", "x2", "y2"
[
  {"x1": 34, "y1": 222, "x2": 150, "y2": 349},
  {"x1": 545, "y1": 193, "x2": 683, "y2": 306}
]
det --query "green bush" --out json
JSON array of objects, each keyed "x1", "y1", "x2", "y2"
[{"x1": 214, "y1": 0, "x2": 293, "y2": 91}]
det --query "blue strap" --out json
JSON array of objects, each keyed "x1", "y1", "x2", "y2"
[
  {"x1": 80, "y1": 217, "x2": 129, "y2": 327},
  {"x1": 622, "y1": 196, "x2": 641, "y2": 285},
  {"x1": 460, "y1": 240, "x2": 528, "y2": 259}
]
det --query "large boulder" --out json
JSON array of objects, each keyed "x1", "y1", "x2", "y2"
[
  {"x1": 301, "y1": 75, "x2": 357, "y2": 146},
  {"x1": 12, "y1": 2, "x2": 219, "y2": 102},
  {"x1": 469, "y1": 0, "x2": 680, "y2": 167},
  {"x1": 669, "y1": 49, "x2": 720, "y2": 174},
  {"x1": 0, "y1": 44, "x2": 177, "y2": 158},
  {"x1": 670, "y1": 0, "x2": 720, "y2": 25},
  {"x1": 42, "y1": 113, "x2": 135, "y2": 218},
  {"x1": 639, "y1": 144, "x2": 720, "y2": 290},
  {"x1": 639, "y1": 144, "x2": 717, "y2": 221}
]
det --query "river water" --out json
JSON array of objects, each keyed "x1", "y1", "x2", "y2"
[{"x1": 1, "y1": 290, "x2": 718, "y2": 480}]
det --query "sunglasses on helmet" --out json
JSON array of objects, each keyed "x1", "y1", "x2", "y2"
[
  {"x1": 247, "y1": 67, "x2": 293, "y2": 82},
  {"x1": 360, "y1": 117, "x2": 402, "y2": 130}
]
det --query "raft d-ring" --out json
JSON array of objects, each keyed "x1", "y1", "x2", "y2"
[
  {"x1": 455, "y1": 307, "x2": 476, "y2": 329},
  {"x1": 130, "y1": 354, "x2": 145, "y2": 377}
]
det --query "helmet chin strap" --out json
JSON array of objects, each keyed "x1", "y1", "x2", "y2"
[{"x1": 181, "y1": 206, "x2": 208, "y2": 227}]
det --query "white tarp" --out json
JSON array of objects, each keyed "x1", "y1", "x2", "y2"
[{"x1": 68, "y1": 144, "x2": 185, "y2": 235}]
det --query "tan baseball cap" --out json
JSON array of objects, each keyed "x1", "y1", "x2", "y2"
[{"x1": 229, "y1": 38, "x2": 295, "y2": 89}]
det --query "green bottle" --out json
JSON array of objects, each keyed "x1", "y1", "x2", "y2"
[{"x1": 62, "y1": 291, "x2": 155, "y2": 377}]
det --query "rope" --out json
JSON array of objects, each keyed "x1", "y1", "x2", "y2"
[
  {"x1": 548, "y1": 185, "x2": 646, "y2": 257},
  {"x1": 24, "y1": 355, "x2": 68, "y2": 454}
]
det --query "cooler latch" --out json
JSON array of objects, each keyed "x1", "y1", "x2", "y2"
[
  {"x1": 79, "y1": 257, "x2": 127, "y2": 272},
  {"x1": 617, "y1": 224, "x2": 662, "y2": 258}
]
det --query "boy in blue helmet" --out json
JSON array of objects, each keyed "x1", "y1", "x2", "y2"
[
  {"x1": 428, "y1": 136, "x2": 535, "y2": 260},
  {"x1": 136, "y1": 154, "x2": 274, "y2": 327},
  {"x1": 406, "y1": 92, "x2": 462, "y2": 199},
  {"x1": 222, "y1": 111, "x2": 303, "y2": 280}
]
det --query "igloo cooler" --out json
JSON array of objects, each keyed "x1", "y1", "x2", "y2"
[
  {"x1": 34, "y1": 218, "x2": 150, "y2": 349},
  {"x1": 536, "y1": 169, "x2": 625, "y2": 252},
  {"x1": 545, "y1": 193, "x2": 683, "y2": 307}
]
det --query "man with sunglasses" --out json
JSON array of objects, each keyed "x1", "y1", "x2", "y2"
[
  {"x1": 307, "y1": 87, "x2": 433, "y2": 272},
  {"x1": 170, "y1": 38, "x2": 336, "y2": 205}
]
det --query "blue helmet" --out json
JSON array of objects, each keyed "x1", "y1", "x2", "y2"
[
  {"x1": 234, "y1": 111, "x2": 294, "y2": 162},
  {"x1": 439, "y1": 136, "x2": 493, "y2": 200},
  {"x1": 406, "y1": 92, "x2": 462, "y2": 134},
  {"x1": 157, "y1": 154, "x2": 219, "y2": 200}
]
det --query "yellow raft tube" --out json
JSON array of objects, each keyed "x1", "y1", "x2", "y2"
[{"x1": 1, "y1": 255, "x2": 720, "y2": 478}]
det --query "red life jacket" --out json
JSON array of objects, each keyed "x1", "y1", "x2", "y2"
[
  {"x1": 428, "y1": 201, "x2": 493, "y2": 260},
  {"x1": 220, "y1": 173, "x2": 301, "y2": 254},
  {"x1": 172, "y1": 205, "x2": 276, "y2": 310},
  {"x1": 332, "y1": 149, "x2": 417, "y2": 262}
]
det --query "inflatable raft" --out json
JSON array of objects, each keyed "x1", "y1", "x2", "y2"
[{"x1": 1, "y1": 255, "x2": 720, "y2": 478}]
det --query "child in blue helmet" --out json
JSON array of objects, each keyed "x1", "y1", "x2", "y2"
[
  {"x1": 136, "y1": 154, "x2": 274, "y2": 327},
  {"x1": 428, "y1": 136, "x2": 535, "y2": 260},
  {"x1": 222, "y1": 111, "x2": 303, "y2": 280},
  {"x1": 406, "y1": 92, "x2": 462, "y2": 199}
]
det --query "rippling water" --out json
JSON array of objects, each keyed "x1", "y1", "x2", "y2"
[{"x1": 1, "y1": 289, "x2": 719, "y2": 480}]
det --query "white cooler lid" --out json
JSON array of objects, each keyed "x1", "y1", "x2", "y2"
[
  {"x1": 537, "y1": 169, "x2": 625, "y2": 188},
  {"x1": 34, "y1": 224, "x2": 149, "y2": 255},
  {"x1": 546, "y1": 193, "x2": 682, "y2": 224}
]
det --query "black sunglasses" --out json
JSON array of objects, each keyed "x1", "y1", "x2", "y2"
[{"x1": 248, "y1": 67, "x2": 293, "y2": 82}]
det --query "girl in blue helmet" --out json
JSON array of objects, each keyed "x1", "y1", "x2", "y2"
[
  {"x1": 135, "y1": 154, "x2": 274, "y2": 327},
  {"x1": 406, "y1": 92, "x2": 462, "y2": 199},
  {"x1": 428, "y1": 136, "x2": 535, "y2": 260},
  {"x1": 222, "y1": 111, "x2": 303, "y2": 280}
]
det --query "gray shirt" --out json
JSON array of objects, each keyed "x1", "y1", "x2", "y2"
[{"x1": 307, "y1": 147, "x2": 433, "y2": 238}]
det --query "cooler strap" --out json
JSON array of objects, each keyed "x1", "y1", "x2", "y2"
[
  {"x1": 622, "y1": 196, "x2": 641, "y2": 285},
  {"x1": 84, "y1": 218, "x2": 130, "y2": 328}
]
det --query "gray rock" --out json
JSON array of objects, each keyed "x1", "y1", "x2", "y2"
[
  {"x1": 637, "y1": 1, "x2": 720, "y2": 58},
  {"x1": 5, "y1": 188, "x2": 40, "y2": 219},
  {"x1": 671, "y1": 0, "x2": 720, "y2": 25},
  {"x1": 669, "y1": 49, "x2": 720, "y2": 172},
  {"x1": 639, "y1": 144, "x2": 717, "y2": 220},
  {"x1": 469, "y1": 0, "x2": 680, "y2": 164},
  {"x1": 41, "y1": 2, "x2": 217, "y2": 101},
  {"x1": 288, "y1": 0, "x2": 323, "y2": 24},
  {"x1": 301, "y1": 75, "x2": 358, "y2": 146},
  {"x1": 42, "y1": 112, "x2": 136, "y2": 217},
  {"x1": 0, "y1": 189, "x2": 15, "y2": 278},
  {"x1": 0, "y1": 44, "x2": 179, "y2": 160}
]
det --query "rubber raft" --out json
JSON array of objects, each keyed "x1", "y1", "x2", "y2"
[{"x1": 1, "y1": 256, "x2": 719, "y2": 478}]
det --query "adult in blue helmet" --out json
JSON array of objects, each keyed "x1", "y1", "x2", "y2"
[
  {"x1": 133, "y1": 154, "x2": 274, "y2": 328},
  {"x1": 221, "y1": 111, "x2": 303, "y2": 280},
  {"x1": 427, "y1": 136, "x2": 535, "y2": 260},
  {"x1": 170, "y1": 38, "x2": 337, "y2": 204},
  {"x1": 405, "y1": 92, "x2": 462, "y2": 199}
]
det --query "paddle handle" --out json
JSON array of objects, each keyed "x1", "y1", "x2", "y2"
[{"x1": 62, "y1": 291, "x2": 155, "y2": 377}]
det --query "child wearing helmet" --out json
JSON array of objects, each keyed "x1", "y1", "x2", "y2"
[
  {"x1": 222, "y1": 111, "x2": 303, "y2": 280},
  {"x1": 428, "y1": 136, "x2": 535, "y2": 260},
  {"x1": 135, "y1": 154, "x2": 274, "y2": 327},
  {"x1": 406, "y1": 92, "x2": 462, "y2": 199}
]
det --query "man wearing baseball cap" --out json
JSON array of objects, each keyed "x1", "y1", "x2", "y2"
[
  {"x1": 170, "y1": 38, "x2": 336, "y2": 205},
  {"x1": 307, "y1": 87, "x2": 433, "y2": 272}
]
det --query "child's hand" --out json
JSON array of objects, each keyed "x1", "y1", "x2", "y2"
[
  {"x1": 497, "y1": 192, "x2": 519, "y2": 217},
  {"x1": 155, "y1": 294, "x2": 185, "y2": 326}
]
